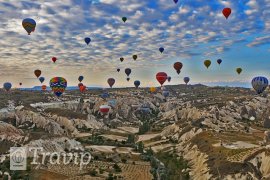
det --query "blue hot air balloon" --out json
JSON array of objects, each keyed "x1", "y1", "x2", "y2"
[
  {"x1": 125, "y1": 68, "x2": 131, "y2": 77},
  {"x1": 85, "y1": 37, "x2": 91, "y2": 45},
  {"x1": 184, "y1": 77, "x2": 190, "y2": 85},
  {"x1": 134, "y1": 80, "x2": 140, "y2": 88},
  {"x1": 159, "y1": 47, "x2": 164, "y2": 53},
  {"x1": 3, "y1": 82, "x2": 12, "y2": 91},
  {"x1": 162, "y1": 91, "x2": 170, "y2": 98},
  {"x1": 22, "y1": 18, "x2": 36, "y2": 35},
  {"x1": 78, "y1": 76, "x2": 84, "y2": 82},
  {"x1": 167, "y1": 76, "x2": 171, "y2": 82},
  {"x1": 251, "y1": 77, "x2": 269, "y2": 94},
  {"x1": 39, "y1": 77, "x2": 45, "y2": 84},
  {"x1": 101, "y1": 92, "x2": 110, "y2": 99},
  {"x1": 217, "y1": 59, "x2": 222, "y2": 65}
]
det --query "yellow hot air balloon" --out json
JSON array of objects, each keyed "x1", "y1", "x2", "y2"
[
  {"x1": 150, "y1": 87, "x2": 156, "y2": 93},
  {"x1": 204, "y1": 60, "x2": 211, "y2": 69},
  {"x1": 236, "y1": 68, "x2": 242, "y2": 75}
]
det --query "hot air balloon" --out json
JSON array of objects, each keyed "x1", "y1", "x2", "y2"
[
  {"x1": 78, "y1": 83, "x2": 83, "y2": 87},
  {"x1": 49, "y1": 77, "x2": 67, "y2": 97},
  {"x1": 34, "y1": 70, "x2": 41, "y2": 78},
  {"x1": 150, "y1": 87, "x2": 157, "y2": 93},
  {"x1": 84, "y1": 37, "x2": 91, "y2": 45},
  {"x1": 236, "y1": 68, "x2": 242, "y2": 75},
  {"x1": 217, "y1": 59, "x2": 222, "y2": 65},
  {"x1": 125, "y1": 68, "x2": 131, "y2": 77},
  {"x1": 3, "y1": 82, "x2": 12, "y2": 91},
  {"x1": 159, "y1": 47, "x2": 164, "y2": 53},
  {"x1": 19, "y1": 83, "x2": 22, "y2": 86},
  {"x1": 117, "y1": 68, "x2": 120, "y2": 72},
  {"x1": 133, "y1": 55, "x2": 137, "y2": 61},
  {"x1": 100, "y1": 105, "x2": 110, "y2": 114},
  {"x1": 174, "y1": 62, "x2": 183, "y2": 74},
  {"x1": 184, "y1": 77, "x2": 190, "y2": 85},
  {"x1": 78, "y1": 76, "x2": 84, "y2": 82},
  {"x1": 108, "y1": 99, "x2": 117, "y2": 107},
  {"x1": 156, "y1": 72, "x2": 168, "y2": 86},
  {"x1": 127, "y1": 78, "x2": 130, "y2": 81},
  {"x1": 134, "y1": 80, "x2": 140, "y2": 88},
  {"x1": 101, "y1": 92, "x2": 110, "y2": 99},
  {"x1": 162, "y1": 91, "x2": 170, "y2": 98},
  {"x1": 41, "y1": 85, "x2": 46, "y2": 91},
  {"x1": 173, "y1": 0, "x2": 178, "y2": 3},
  {"x1": 52, "y1": 57, "x2": 57, "y2": 63},
  {"x1": 22, "y1": 18, "x2": 36, "y2": 35},
  {"x1": 39, "y1": 77, "x2": 45, "y2": 84},
  {"x1": 252, "y1": 77, "x2": 269, "y2": 94},
  {"x1": 80, "y1": 85, "x2": 87, "y2": 93},
  {"x1": 222, "y1": 8, "x2": 231, "y2": 19},
  {"x1": 204, "y1": 60, "x2": 211, "y2": 69},
  {"x1": 120, "y1": 57, "x2": 124, "y2": 62},
  {"x1": 167, "y1": 76, "x2": 171, "y2": 82},
  {"x1": 122, "y1": 17, "x2": 127, "y2": 23},
  {"x1": 107, "y1": 78, "x2": 115, "y2": 88}
]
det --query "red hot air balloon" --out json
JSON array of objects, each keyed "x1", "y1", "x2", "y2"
[
  {"x1": 107, "y1": 78, "x2": 115, "y2": 88},
  {"x1": 174, "y1": 62, "x2": 183, "y2": 74},
  {"x1": 222, "y1": 8, "x2": 231, "y2": 19},
  {"x1": 52, "y1": 57, "x2": 57, "y2": 63},
  {"x1": 80, "y1": 85, "x2": 86, "y2": 92},
  {"x1": 41, "y1": 85, "x2": 46, "y2": 91},
  {"x1": 156, "y1": 72, "x2": 168, "y2": 86},
  {"x1": 99, "y1": 105, "x2": 110, "y2": 114}
]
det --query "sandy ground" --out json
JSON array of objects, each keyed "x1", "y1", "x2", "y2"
[
  {"x1": 137, "y1": 133, "x2": 160, "y2": 142},
  {"x1": 213, "y1": 141, "x2": 259, "y2": 149},
  {"x1": 75, "y1": 133, "x2": 91, "y2": 138},
  {"x1": 100, "y1": 134, "x2": 128, "y2": 141},
  {"x1": 85, "y1": 145, "x2": 137, "y2": 154},
  {"x1": 118, "y1": 127, "x2": 139, "y2": 134}
]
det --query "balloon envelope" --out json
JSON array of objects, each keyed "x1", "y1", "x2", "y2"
[
  {"x1": 100, "y1": 105, "x2": 110, "y2": 114},
  {"x1": 80, "y1": 85, "x2": 86, "y2": 92},
  {"x1": 101, "y1": 92, "x2": 110, "y2": 99},
  {"x1": 3, "y1": 82, "x2": 12, "y2": 91},
  {"x1": 107, "y1": 78, "x2": 115, "y2": 88},
  {"x1": 162, "y1": 91, "x2": 170, "y2": 97},
  {"x1": 39, "y1": 77, "x2": 45, "y2": 83},
  {"x1": 122, "y1": 17, "x2": 127, "y2": 22},
  {"x1": 34, "y1": 70, "x2": 41, "y2": 78},
  {"x1": 125, "y1": 68, "x2": 132, "y2": 76},
  {"x1": 159, "y1": 47, "x2": 164, "y2": 53},
  {"x1": 156, "y1": 72, "x2": 168, "y2": 86},
  {"x1": 134, "y1": 80, "x2": 140, "y2": 88},
  {"x1": 184, "y1": 77, "x2": 190, "y2": 84},
  {"x1": 52, "y1": 57, "x2": 57, "y2": 63},
  {"x1": 133, "y1": 55, "x2": 137, "y2": 60},
  {"x1": 222, "y1": 8, "x2": 232, "y2": 19},
  {"x1": 120, "y1": 57, "x2": 124, "y2": 62},
  {"x1": 173, "y1": 0, "x2": 178, "y2": 3},
  {"x1": 117, "y1": 68, "x2": 120, "y2": 72},
  {"x1": 150, "y1": 87, "x2": 157, "y2": 93},
  {"x1": 174, "y1": 62, "x2": 183, "y2": 74},
  {"x1": 204, "y1": 60, "x2": 211, "y2": 69},
  {"x1": 84, "y1": 37, "x2": 91, "y2": 45},
  {"x1": 78, "y1": 76, "x2": 84, "y2": 82},
  {"x1": 236, "y1": 68, "x2": 242, "y2": 75},
  {"x1": 78, "y1": 83, "x2": 83, "y2": 87},
  {"x1": 167, "y1": 76, "x2": 171, "y2": 82},
  {"x1": 252, "y1": 77, "x2": 269, "y2": 94},
  {"x1": 50, "y1": 77, "x2": 67, "y2": 97},
  {"x1": 41, "y1": 85, "x2": 46, "y2": 91},
  {"x1": 217, "y1": 59, "x2": 222, "y2": 65},
  {"x1": 22, "y1": 18, "x2": 36, "y2": 35}
]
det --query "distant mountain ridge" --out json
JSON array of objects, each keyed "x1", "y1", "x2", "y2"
[{"x1": 19, "y1": 86, "x2": 103, "y2": 91}]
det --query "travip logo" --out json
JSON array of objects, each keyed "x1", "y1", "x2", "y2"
[{"x1": 10, "y1": 147, "x2": 27, "y2": 170}]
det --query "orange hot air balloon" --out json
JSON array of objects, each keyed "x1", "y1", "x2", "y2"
[
  {"x1": 41, "y1": 85, "x2": 46, "y2": 91},
  {"x1": 150, "y1": 87, "x2": 157, "y2": 93},
  {"x1": 80, "y1": 85, "x2": 86, "y2": 92},
  {"x1": 34, "y1": 70, "x2": 41, "y2": 78}
]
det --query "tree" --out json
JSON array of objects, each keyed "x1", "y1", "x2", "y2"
[
  {"x1": 137, "y1": 141, "x2": 144, "y2": 153},
  {"x1": 127, "y1": 134, "x2": 135, "y2": 144}
]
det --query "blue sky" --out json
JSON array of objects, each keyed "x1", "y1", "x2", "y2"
[{"x1": 0, "y1": 0, "x2": 269, "y2": 88}]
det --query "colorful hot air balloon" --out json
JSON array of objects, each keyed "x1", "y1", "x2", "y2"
[
  {"x1": 159, "y1": 47, "x2": 164, "y2": 53},
  {"x1": 162, "y1": 91, "x2": 170, "y2": 98},
  {"x1": 184, "y1": 77, "x2": 190, "y2": 85},
  {"x1": 217, "y1": 59, "x2": 222, "y2": 65},
  {"x1": 84, "y1": 37, "x2": 91, "y2": 45},
  {"x1": 204, "y1": 60, "x2": 211, "y2": 69},
  {"x1": 222, "y1": 8, "x2": 232, "y2": 19},
  {"x1": 34, "y1": 70, "x2": 41, "y2": 78},
  {"x1": 41, "y1": 85, "x2": 47, "y2": 91},
  {"x1": 125, "y1": 68, "x2": 132, "y2": 77},
  {"x1": 107, "y1": 78, "x2": 115, "y2": 88},
  {"x1": 52, "y1": 57, "x2": 57, "y2": 63},
  {"x1": 78, "y1": 76, "x2": 84, "y2": 82},
  {"x1": 100, "y1": 105, "x2": 110, "y2": 114},
  {"x1": 117, "y1": 68, "x2": 120, "y2": 72},
  {"x1": 174, "y1": 62, "x2": 183, "y2": 74},
  {"x1": 167, "y1": 76, "x2": 171, "y2": 82},
  {"x1": 49, "y1": 77, "x2": 67, "y2": 97},
  {"x1": 78, "y1": 83, "x2": 83, "y2": 87},
  {"x1": 150, "y1": 87, "x2": 157, "y2": 93},
  {"x1": 156, "y1": 72, "x2": 168, "y2": 86},
  {"x1": 133, "y1": 55, "x2": 137, "y2": 61},
  {"x1": 134, "y1": 80, "x2": 140, "y2": 88},
  {"x1": 39, "y1": 77, "x2": 45, "y2": 83},
  {"x1": 236, "y1": 68, "x2": 242, "y2": 75},
  {"x1": 80, "y1": 85, "x2": 87, "y2": 93},
  {"x1": 252, "y1": 77, "x2": 269, "y2": 94},
  {"x1": 22, "y1": 18, "x2": 36, "y2": 35},
  {"x1": 122, "y1": 17, "x2": 127, "y2": 23},
  {"x1": 120, "y1": 57, "x2": 124, "y2": 62},
  {"x1": 3, "y1": 82, "x2": 12, "y2": 91},
  {"x1": 173, "y1": 0, "x2": 178, "y2": 3}
]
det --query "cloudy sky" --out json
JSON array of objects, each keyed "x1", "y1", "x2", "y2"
[{"x1": 0, "y1": 0, "x2": 269, "y2": 88}]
